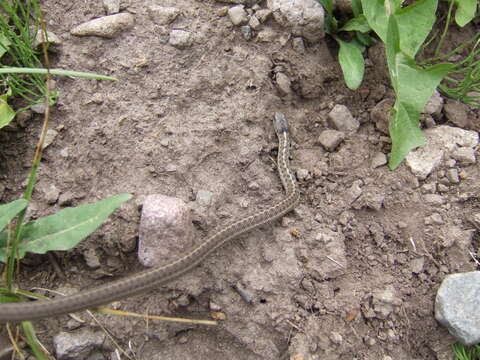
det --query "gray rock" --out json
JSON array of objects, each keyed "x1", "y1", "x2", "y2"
[
  {"x1": 31, "y1": 102, "x2": 47, "y2": 114},
  {"x1": 248, "y1": 15, "x2": 261, "y2": 30},
  {"x1": 274, "y1": 72, "x2": 292, "y2": 96},
  {"x1": 138, "y1": 194, "x2": 193, "y2": 267},
  {"x1": 318, "y1": 129, "x2": 345, "y2": 151},
  {"x1": 296, "y1": 168, "x2": 309, "y2": 181},
  {"x1": 58, "y1": 191, "x2": 75, "y2": 206},
  {"x1": 410, "y1": 257, "x2": 425, "y2": 274},
  {"x1": 43, "y1": 129, "x2": 58, "y2": 149},
  {"x1": 71, "y1": 13, "x2": 134, "y2": 38},
  {"x1": 83, "y1": 248, "x2": 101, "y2": 269},
  {"x1": 372, "y1": 285, "x2": 402, "y2": 319},
  {"x1": 424, "y1": 90, "x2": 444, "y2": 118},
  {"x1": 255, "y1": 8, "x2": 272, "y2": 23},
  {"x1": 328, "y1": 104, "x2": 359, "y2": 132},
  {"x1": 267, "y1": 0, "x2": 325, "y2": 42},
  {"x1": 406, "y1": 126, "x2": 479, "y2": 179},
  {"x1": 346, "y1": 180, "x2": 363, "y2": 205},
  {"x1": 43, "y1": 184, "x2": 60, "y2": 204},
  {"x1": 451, "y1": 147, "x2": 476, "y2": 165},
  {"x1": 256, "y1": 27, "x2": 276, "y2": 42},
  {"x1": 32, "y1": 29, "x2": 62, "y2": 51},
  {"x1": 444, "y1": 100, "x2": 470, "y2": 128},
  {"x1": 446, "y1": 168, "x2": 460, "y2": 184},
  {"x1": 292, "y1": 37, "x2": 305, "y2": 53},
  {"x1": 168, "y1": 29, "x2": 193, "y2": 48},
  {"x1": 196, "y1": 190, "x2": 213, "y2": 206},
  {"x1": 240, "y1": 25, "x2": 252, "y2": 40},
  {"x1": 371, "y1": 152, "x2": 387, "y2": 168},
  {"x1": 228, "y1": 5, "x2": 249, "y2": 25},
  {"x1": 53, "y1": 329, "x2": 107, "y2": 360},
  {"x1": 423, "y1": 194, "x2": 445, "y2": 205},
  {"x1": 371, "y1": 98, "x2": 394, "y2": 135},
  {"x1": 436, "y1": 271, "x2": 480, "y2": 345},
  {"x1": 147, "y1": 6, "x2": 181, "y2": 25},
  {"x1": 103, "y1": 0, "x2": 120, "y2": 14}
]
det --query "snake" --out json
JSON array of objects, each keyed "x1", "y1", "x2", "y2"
[{"x1": 0, "y1": 112, "x2": 299, "y2": 323}]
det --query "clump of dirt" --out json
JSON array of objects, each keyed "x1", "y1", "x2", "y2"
[{"x1": 0, "y1": 0, "x2": 479, "y2": 359}]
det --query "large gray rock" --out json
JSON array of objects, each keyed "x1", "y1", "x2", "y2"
[
  {"x1": 267, "y1": 0, "x2": 325, "y2": 42},
  {"x1": 436, "y1": 271, "x2": 480, "y2": 345}
]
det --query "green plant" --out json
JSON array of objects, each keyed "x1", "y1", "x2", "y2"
[
  {"x1": 0, "y1": 0, "x2": 116, "y2": 130},
  {"x1": 453, "y1": 343, "x2": 480, "y2": 360},
  {"x1": 319, "y1": 0, "x2": 374, "y2": 90},
  {"x1": 319, "y1": 0, "x2": 478, "y2": 169},
  {"x1": 0, "y1": 1, "x2": 121, "y2": 357}
]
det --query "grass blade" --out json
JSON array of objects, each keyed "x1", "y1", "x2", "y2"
[{"x1": 0, "y1": 67, "x2": 117, "y2": 81}]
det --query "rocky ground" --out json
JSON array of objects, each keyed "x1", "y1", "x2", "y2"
[{"x1": 0, "y1": 0, "x2": 479, "y2": 359}]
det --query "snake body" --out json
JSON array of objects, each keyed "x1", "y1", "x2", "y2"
[{"x1": 0, "y1": 112, "x2": 299, "y2": 323}]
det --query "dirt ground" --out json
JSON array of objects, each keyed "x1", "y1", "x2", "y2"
[{"x1": 1, "y1": 0, "x2": 479, "y2": 359}]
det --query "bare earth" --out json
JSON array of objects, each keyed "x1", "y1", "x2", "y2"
[{"x1": 1, "y1": 1, "x2": 479, "y2": 359}]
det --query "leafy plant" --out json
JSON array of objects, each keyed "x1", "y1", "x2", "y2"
[
  {"x1": 0, "y1": 194, "x2": 132, "y2": 262},
  {"x1": 319, "y1": 0, "x2": 373, "y2": 90},
  {"x1": 319, "y1": 0, "x2": 478, "y2": 169},
  {"x1": 0, "y1": 1, "x2": 116, "y2": 130}
]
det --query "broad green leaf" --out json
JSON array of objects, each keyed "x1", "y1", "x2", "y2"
[
  {"x1": 0, "y1": 93, "x2": 15, "y2": 129},
  {"x1": 389, "y1": 61, "x2": 453, "y2": 169},
  {"x1": 0, "y1": 199, "x2": 28, "y2": 232},
  {"x1": 395, "y1": 0, "x2": 438, "y2": 57},
  {"x1": 336, "y1": 38, "x2": 365, "y2": 90},
  {"x1": 339, "y1": 15, "x2": 371, "y2": 33},
  {"x1": 388, "y1": 101, "x2": 426, "y2": 170},
  {"x1": 362, "y1": 0, "x2": 389, "y2": 42},
  {"x1": 397, "y1": 61, "x2": 453, "y2": 119},
  {"x1": 0, "y1": 194, "x2": 132, "y2": 262},
  {"x1": 454, "y1": 0, "x2": 477, "y2": 27}
]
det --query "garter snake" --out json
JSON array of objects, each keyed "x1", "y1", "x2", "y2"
[{"x1": 0, "y1": 112, "x2": 299, "y2": 323}]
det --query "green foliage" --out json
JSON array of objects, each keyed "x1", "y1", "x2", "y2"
[
  {"x1": 453, "y1": 343, "x2": 480, "y2": 360},
  {"x1": 0, "y1": 194, "x2": 132, "y2": 262},
  {"x1": 0, "y1": 199, "x2": 27, "y2": 231},
  {"x1": 319, "y1": 0, "x2": 373, "y2": 90},
  {"x1": 453, "y1": 0, "x2": 478, "y2": 27}
]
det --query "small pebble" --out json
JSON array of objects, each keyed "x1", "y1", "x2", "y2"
[
  {"x1": 103, "y1": 0, "x2": 120, "y2": 14},
  {"x1": 318, "y1": 129, "x2": 345, "y2": 151},
  {"x1": 169, "y1": 29, "x2": 193, "y2": 48},
  {"x1": 240, "y1": 25, "x2": 252, "y2": 40},
  {"x1": 296, "y1": 168, "x2": 309, "y2": 181},
  {"x1": 371, "y1": 152, "x2": 387, "y2": 168},
  {"x1": 196, "y1": 190, "x2": 213, "y2": 206},
  {"x1": 147, "y1": 6, "x2": 181, "y2": 25},
  {"x1": 228, "y1": 5, "x2": 248, "y2": 26},
  {"x1": 248, "y1": 15, "x2": 261, "y2": 30}
]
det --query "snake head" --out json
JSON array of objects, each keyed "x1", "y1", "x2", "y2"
[{"x1": 273, "y1": 112, "x2": 289, "y2": 134}]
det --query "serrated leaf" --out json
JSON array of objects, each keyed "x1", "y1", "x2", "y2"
[
  {"x1": 0, "y1": 199, "x2": 28, "y2": 232},
  {"x1": 339, "y1": 14, "x2": 371, "y2": 33},
  {"x1": 337, "y1": 38, "x2": 365, "y2": 90},
  {"x1": 454, "y1": 0, "x2": 477, "y2": 27},
  {"x1": 0, "y1": 194, "x2": 132, "y2": 262},
  {"x1": 0, "y1": 93, "x2": 15, "y2": 129}
]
